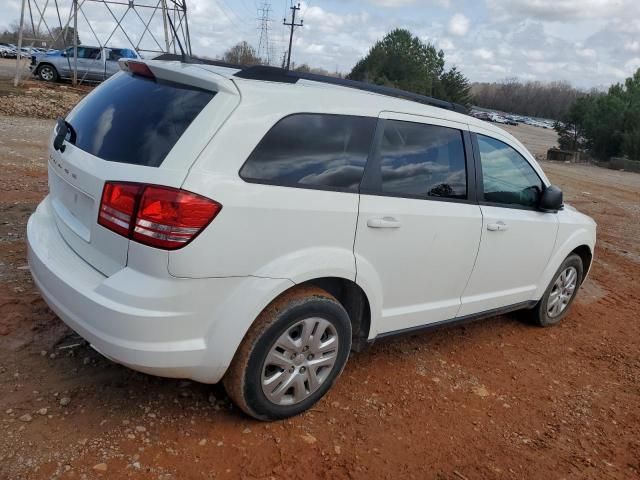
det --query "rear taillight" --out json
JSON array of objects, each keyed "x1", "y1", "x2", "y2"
[
  {"x1": 98, "y1": 182, "x2": 221, "y2": 250},
  {"x1": 98, "y1": 183, "x2": 142, "y2": 237}
]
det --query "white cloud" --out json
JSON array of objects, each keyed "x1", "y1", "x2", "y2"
[
  {"x1": 487, "y1": 0, "x2": 627, "y2": 21},
  {"x1": 473, "y1": 48, "x2": 494, "y2": 60},
  {"x1": 438, "y1": 38, "x2": 455, "y2": 50},
  {"x1": 368, "y1": 0, "x2": 420, "y2": 6},
  {"x1": 624, "y1": 57, "x2": 640, "y2": 72},
  {"x1": 0, "y1": 0, "x2": 638, "y2": 89},
  {"x1": 523, "y1": 49, "x2": 546, "y2": 61},
  {"x1": 576, "y1": 48, "x2": 597, "y2": 59},
  {"x1": 625, "y1": 41, "x2": 640, "y2": 53},
  {"x1": 448, "y1": 13, "x2": 470, "y2": 36}
]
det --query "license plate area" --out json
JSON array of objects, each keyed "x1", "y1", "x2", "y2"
[{"x1": 49, "y1": 167, "x2": 95, "y2": 242}]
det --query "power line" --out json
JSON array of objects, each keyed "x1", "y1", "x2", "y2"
[{"x1": 282, "y1": 2, "x2": 302, "y2": 70}]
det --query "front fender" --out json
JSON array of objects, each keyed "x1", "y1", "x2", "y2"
[{"x1": 534, "y1": 226, "x2": 595, "y2": 299}]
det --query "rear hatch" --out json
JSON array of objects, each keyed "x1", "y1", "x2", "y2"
[{"x1": 48, "y1": 60, "x2": 239, "y2": 275}]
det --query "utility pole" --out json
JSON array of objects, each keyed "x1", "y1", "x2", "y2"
[
  {"x1": 72, "y1": 0, "x2": 78, "y2": 86},
  {"x1": 283, "y1": 2, "x2": 302, "y2": 70},
  {"x1": 13, "y1": 0, "x2": 27, "y2": 87}
]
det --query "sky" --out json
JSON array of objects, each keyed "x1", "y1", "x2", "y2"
[{"x1": 2, "y1": 0, "x2": 640, "y2": 89}]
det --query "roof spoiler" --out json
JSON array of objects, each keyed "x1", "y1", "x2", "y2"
[{"x1": 118, "y1": 58, "x2": 239, "y2": 95}]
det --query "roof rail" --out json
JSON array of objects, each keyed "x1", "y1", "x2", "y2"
[
  {"x1": 152, "y1": 55, "x2": 468, "y2": 114},
  {"x1": 234, "y1": 65, "x2": 467, "y2": 114}
]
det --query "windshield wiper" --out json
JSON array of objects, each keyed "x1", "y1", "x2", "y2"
[{"x1": 53, "y1": 117, "x2": 77, "y2": 152}]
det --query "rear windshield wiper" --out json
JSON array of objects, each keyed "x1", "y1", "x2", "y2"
[{"x1": 53, "y1": 117, "x2": 77, "y2": 152}]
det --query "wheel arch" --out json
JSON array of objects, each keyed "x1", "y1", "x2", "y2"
[
  {"x1": 300, "y1": 277, "x2": 372, "y2": 352},
  {"x1": 534, "y1": 228, "x2": 595, "y2": 299},
  {"x1": 571, "y1": 244, "x2": 593, "y2": 282}
]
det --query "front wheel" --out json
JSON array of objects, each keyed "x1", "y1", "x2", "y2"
[
  {"x1": 531, "y1": 253, "x2": 583, "y2": 327},
  {"x1": 223, "y1": 285, "x2": 352, "y2": 420},
  {"x1": 37, "y1": 64, "x2": 58, "y2": 82}
]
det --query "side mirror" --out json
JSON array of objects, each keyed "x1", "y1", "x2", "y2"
[
  {"x1": 539, "y1": 185, "x2": 563, "y2": 212},
  {"x1": 61, "y1": 51, "x2": 67, "y2": 57}
]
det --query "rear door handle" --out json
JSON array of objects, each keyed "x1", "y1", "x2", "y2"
[
  {"x1": 367, "y1": 217, "x2": 402, "y2": 229},
  {"x1": 487, "y1": 221, "x2": 509, "y2": 232}
]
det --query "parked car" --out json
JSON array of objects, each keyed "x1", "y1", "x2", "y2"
[
  {"x1": 470, "y1": 110, "x2": 492, "y2": 121},
  {"x1": 27, "y1": 58, "x2": 596, "y2": 420},
  {"x1": 30, "y1": 45, "x2": 138, "y2": 83},
  {"x1": 0, "y1": 43, "x2": 17, "y2": 58}
]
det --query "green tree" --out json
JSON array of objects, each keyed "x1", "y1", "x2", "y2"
[
  {"x1": 439, "y1": 67, "x2": 472, "y2": 105},
  {"x1": 621, "y1": 69, "x2": 640, "y2": 160},
  {"x1": 555, "y1": 95, "x2": 594, "y2": 151},
  {"x1": 348, "y1": 29, "x2": 465, "y2": 101},
  {"x1": 557, "y1": 68, "x2": 640, "y2": 161}
]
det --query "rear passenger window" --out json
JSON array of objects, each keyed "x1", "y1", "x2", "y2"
[
  {"x1": 373, "y1": 119, "x2": 467, "y2": 199},
  {"x1": 240, "y1": 114, "x2": 376, "y2": 192}
]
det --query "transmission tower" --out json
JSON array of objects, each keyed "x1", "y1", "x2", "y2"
[
  {"x1": 13, "y1": 0, "x2": 192, "y2": 86},
  {"x1": 257, "y1": 2, "x2": 273, "y2": 65}
]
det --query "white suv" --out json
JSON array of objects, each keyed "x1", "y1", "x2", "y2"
[{"x1": 27, "y1": 57, "x2": 596, "y2": 420}]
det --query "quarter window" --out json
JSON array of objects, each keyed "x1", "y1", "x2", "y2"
[
  {"x1": 239, "y1": 114, "x2": 376, "y2": 192},
  {"x1": 477, "y1": 135, "x2": 543, "y2": 208},
  {"x1": 372, "y1": 119, "x2": 467, "y2": 199}
]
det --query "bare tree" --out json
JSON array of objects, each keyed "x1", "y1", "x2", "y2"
[
  {"x1": 222, "y1": 41, "x2": 262, "y2": 66},
  {"x1": 472, "y1": 79, "x2": 584, "y2": 120}
]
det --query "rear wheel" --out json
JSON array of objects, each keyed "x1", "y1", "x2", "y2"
[
  {"x1": 37, "y1": 64, "x2": 58, "y2": 82},
  {"x1": 531, "y1": 253, "x2": 583, "y2": 326},
  {"x1": 223, "y1": 285, "x2": 352, "y2": 420}
]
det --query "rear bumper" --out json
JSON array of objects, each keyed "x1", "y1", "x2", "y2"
[{"x1": 27, "y1": 197, "x2": 289, "y2": 383}]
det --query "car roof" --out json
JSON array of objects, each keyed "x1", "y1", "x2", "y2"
[{"x1": 144, "y1": 55, "x2": 524, "y2": 148}]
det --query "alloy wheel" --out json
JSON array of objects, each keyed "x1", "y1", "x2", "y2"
[
  {"x1": 261, "y1": 317, "x2": 339, "y2": 406},
  {"x1": 547, "y1": 266, "x2": 578, "y2": 318}
]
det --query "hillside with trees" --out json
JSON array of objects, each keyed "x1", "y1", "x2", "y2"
[
  {"x1": 472, "y1": 79, "x2": 584, "y2": 120},
  {"x1": 347, "y1": 29, "x2": 472, "y2": 106},
  {"x1": 0, "y1": 23, "x2": 81, "y2": 49}
]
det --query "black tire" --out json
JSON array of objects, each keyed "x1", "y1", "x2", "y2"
[
  {"x1": 223, "y1": 285, "x2": 352, "y2": 420},
  {"x1": 530, "y1": 253, "x2": 583, "y2": 327},
  {"x1": 37, "y1": 64, "x2": 58, "y2": 82}
]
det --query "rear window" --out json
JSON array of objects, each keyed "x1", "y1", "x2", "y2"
[
  {"x1": 239, "y1": 113, "x2": 376, "y2": 192},
  {"x1": 364, "y1": 119, "x2": 467, "y2": 199},
  {"x1": 65, "y1": 72, "x2": 214, "y2": 167}
]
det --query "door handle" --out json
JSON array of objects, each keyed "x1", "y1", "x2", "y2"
[
  {"x1": 487, "y1": 221, "x2": 509, "y2": 232},
  {"x1": 367, "y1": 217, "x2": 402, "y2": 229}
]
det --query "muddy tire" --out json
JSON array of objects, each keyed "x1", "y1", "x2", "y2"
[
  {"x1": 530, "y1": 253, "x2": 583, "y2": 327},
  {"x1": 223, "y1": 285, "x2": 352, "y2": 420}
]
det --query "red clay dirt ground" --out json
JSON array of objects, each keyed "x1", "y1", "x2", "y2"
[{"x1": 0, "y1": 114, "x2": 639, "y2": 480}]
